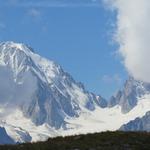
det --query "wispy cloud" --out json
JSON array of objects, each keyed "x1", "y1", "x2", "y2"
[
  {"x1": 0, "y1": 0, "x2": 102, "y2": 8},
  {"x1": 102, "y1": 74, "x2": 122, "y2": 85},
  {"x1": 0, "y1": 65, "x2": 37, "y2": 116},
  {"x1": 28, "y1": 8, "x2": 41, "y2": 18}
]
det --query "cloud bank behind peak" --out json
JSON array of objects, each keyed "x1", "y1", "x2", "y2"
[{"x1": 105, "y1": 0, "x2": 150, "y2": 83}]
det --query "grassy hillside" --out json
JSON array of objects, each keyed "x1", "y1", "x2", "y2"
[{"x1": 0, "y1": 131, "x2": 150, "y2": 150}]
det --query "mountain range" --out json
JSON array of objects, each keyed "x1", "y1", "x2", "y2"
[{"x1": 0, "y1": 41, "x2": 150, "y2": 144}]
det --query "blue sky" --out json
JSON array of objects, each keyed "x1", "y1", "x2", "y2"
[{"x1": 0, "y1": 0, "x2": 128, "y2": 98}]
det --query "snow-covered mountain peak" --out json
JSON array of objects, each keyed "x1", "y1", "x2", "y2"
[
  {"x1": 0, "y1": 41, "x2": 107, "y2": 130},
  {"x1": 0, "y1": 41, "x2": 62, "y2": 84},
  {"x1": 0, "y1": 41, "x2": 34, "y2": 54},
  {"x1": 0, "y1": 41, "x2": 77, "y2": 89},
  {"x1": 0, "y1": 41, "x2": 35, "y2": 68},
  {"x1": 108, "y1": 77, "x2": 150, "y2": 113}
]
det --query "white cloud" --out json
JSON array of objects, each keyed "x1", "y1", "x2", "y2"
[
  {"x1": 0, "y1": 66, "x2": 37, "y2": 113},
  {"x1": 105, "y1": 0, "x2": 150, "y2": 83}
]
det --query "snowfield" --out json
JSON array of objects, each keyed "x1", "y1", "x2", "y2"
[{"x1": 0, "y1": 94, "x2": 150, "y2": 142}]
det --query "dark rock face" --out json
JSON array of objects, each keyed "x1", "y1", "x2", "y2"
[
  {"x1": 0, "y1": 127, "x2": 14, "y2": 145},
  {"x1": 120, "y1": 111, "x2": 150, "y2": 131},
  {"x1": 108, "y1": 91, "x2": 122, "y2": 108},
  {"x1": 96, "y1": 96, "x2": 107, "y2": 108}
]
